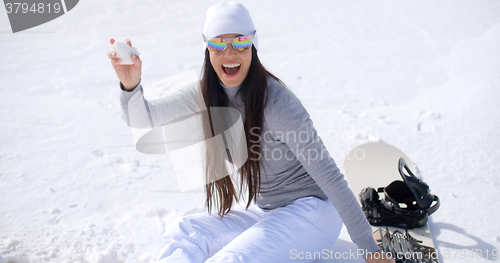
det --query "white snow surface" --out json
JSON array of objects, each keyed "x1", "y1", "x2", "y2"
[{"x1": 1, "y1": 0, "x2": 499, "y2": 262}]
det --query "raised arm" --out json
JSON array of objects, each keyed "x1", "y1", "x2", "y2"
[
  {"x1": 119, "y1": 81, "x2": 205, "y2": 129},
  {"x1": 107, "y1": 39, "x2": 206, "y2": 129}
]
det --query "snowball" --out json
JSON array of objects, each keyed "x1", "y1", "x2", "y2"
[{"x1": 110, "y1": 41, "x2": 141, "y2": 65}]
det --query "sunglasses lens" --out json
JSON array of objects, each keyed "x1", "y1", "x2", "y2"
[
  {"x1": 232, "y1": 36, "x2": 252, "y2": 51},
  {"x1": 206, "y1": 36, "x2": 253, "y2": 52},
  {"x1": 207, "y1": 38, "x2": 227, "y2": 52}
]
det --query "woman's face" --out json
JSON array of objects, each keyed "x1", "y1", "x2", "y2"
[{"x1": 209, "y1": 33, "x2": 252, "y2": 88}]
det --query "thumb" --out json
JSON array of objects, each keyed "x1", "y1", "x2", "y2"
[{"x1": 131, "y1": 54, "x2": 141, "y2": 66}]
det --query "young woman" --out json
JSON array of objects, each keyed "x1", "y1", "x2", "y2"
[{"x1": 108, "y1": 2, "x2": 394, "y2": 263}]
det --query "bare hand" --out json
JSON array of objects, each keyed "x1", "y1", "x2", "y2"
[
  {"x1": 366, "y1": 250, "x2": 396, "y2": 263},
  {"x1": 107, "y1": 39, "x2": 142, "y2": 90}
]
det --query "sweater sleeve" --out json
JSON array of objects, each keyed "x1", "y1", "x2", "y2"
[
  {"x1": 266, "y1": 88, "x2": 380, "y2": 253},
  {"x1": 119, "y1": 80, "x2": 206, "y2": 129}
]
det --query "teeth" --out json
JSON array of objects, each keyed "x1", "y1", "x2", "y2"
[{"x1": 222, "y1": 63, "x2": 240, "y2": 68}]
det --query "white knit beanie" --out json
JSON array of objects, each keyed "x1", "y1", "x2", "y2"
[{"x1": 203, "y1": 2, "x2": 258, "y2": 51}]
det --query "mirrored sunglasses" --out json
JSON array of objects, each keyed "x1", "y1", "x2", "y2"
[{"x1": 203, "y1": 33, "x2": 255, "y2": 53}]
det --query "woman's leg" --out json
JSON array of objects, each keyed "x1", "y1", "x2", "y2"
[
  {"x1": 157, "y1": 203, "x2": 266, "y2": 263},
  {"x1": 205, "y1": 196, "x2": 343, "y2": 263}
]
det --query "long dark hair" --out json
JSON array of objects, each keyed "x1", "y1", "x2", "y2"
[{"x1": 200, "y1": 45, "x2": 282, "y2": 217}]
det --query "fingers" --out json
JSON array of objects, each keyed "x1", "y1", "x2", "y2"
[
  {"x1": 107, "y1": 39, "x2": 139, "y2": 68},
  {"x1": 107, "y1": 51, "x2": 122, "y2": 62},
  {"x1": 110, "y1": 58, "x2": 122, "y2": 69},
  {"x1": 110, "y1": 38, "x2": 132, "y2": 46},
  {"x1": 108, "y1": 51, "x2": 139, "y2": 66},
  {"x1": 131, "y1": 54, "x2": 142, "y2": 67},
  {"x1": 108, "y1": 40, "x2": 120, "y2": 64},
  {"x1": 107, "y1": 51, "x2": 122, "y2": 68}
]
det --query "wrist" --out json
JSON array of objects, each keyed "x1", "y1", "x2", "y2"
[{"x1": 121, "y1": 79, "x2": 141, "y2": 91}]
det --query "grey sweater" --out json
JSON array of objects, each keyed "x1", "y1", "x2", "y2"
[{"x1": 119, "y1": 77, "x2": 380, "y2": 253}]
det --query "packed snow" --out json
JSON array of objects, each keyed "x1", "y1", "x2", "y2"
[
  {"x1": 1, "y1": 0, "x2": 499, "y2": 262},
  {"x1": 110, "y1": 41, "x2": 141, "y2": 65}
]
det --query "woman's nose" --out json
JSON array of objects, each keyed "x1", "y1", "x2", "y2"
[{"x1": 223, "y1": 43, "x2": 237, "y2": 57}]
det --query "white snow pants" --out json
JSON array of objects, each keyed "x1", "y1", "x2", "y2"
[{"x1": 157, "y1": 196, "x2": 343, "y2": 263}]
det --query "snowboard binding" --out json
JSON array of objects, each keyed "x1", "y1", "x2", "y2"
[
  {"x1": 360, "y1": 158, "x2": 440, "y2": 229},
  {"x1": 374, "y1": 228, "x2": 439, "y2": 263}
]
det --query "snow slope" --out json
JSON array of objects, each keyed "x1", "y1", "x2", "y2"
[{"x1": 1, "y1": 0, "x2": 499, "y2": 262}]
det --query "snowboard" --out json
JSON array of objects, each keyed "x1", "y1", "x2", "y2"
[{"x1": 344, "y1": 142, "x2": 439, "y2": 263}]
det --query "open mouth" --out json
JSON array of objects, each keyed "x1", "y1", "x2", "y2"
[{"x1": 222, "y1": 63, "x2": 241, "y2": 76}]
